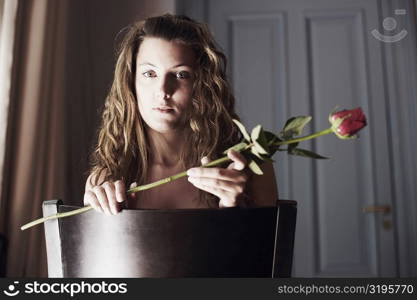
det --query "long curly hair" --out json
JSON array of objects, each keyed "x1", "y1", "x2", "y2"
[{"x1": 88, "y1": 14, "x2": 242, "y2": 207}]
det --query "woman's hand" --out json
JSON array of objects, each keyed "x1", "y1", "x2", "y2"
[
  {"x1": 187, "y1": 150, "x2": 250, "y2": 207},
  {"x1": 83, "y1": 179, "x2": 136, "y2": 215}
]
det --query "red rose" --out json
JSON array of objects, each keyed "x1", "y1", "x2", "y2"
[{"x1": 329, "y1": 107, "x2": 367, "y2": 139}]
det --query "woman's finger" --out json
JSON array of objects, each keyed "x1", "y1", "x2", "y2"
[
  {"x1": 187, "y1": 167, "x2": 247, "y2": 182},
  {"x1": 188, "y1": 178, "x2": 231, "y2": 201},
  {"x1": 219, "y1": 194, "x2": 249, "y2": 208},
  {"x1": 103, "y1": 182, "x2": 119, "y2": 215},
  {"x1": 84, "y1": 190, "x2": 103, "y2": 213},
  {"x1": 129, "y1": 182, "x2": 138, "y2": 200},
  {"x1": 226, "y1": 149, "x2": 247, "y2": 171},
  {"x1": 114, "y1": 180, "x2": 127, "y2": 203},
  {"x1": 201, "y1": 156, "x2": 210, "y2": 165},
  {"x1": 93, "y1": 186, "x2": 112, "y2": 215},
  {"x1": 188, "y1": 176, "x2": 244, "y2": 194}
]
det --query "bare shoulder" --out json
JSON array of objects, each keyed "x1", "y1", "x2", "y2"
[{"x1": 247, "y1": 161, "x2": 279, "y2": 207}]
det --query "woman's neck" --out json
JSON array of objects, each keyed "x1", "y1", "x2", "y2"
[{"x1": 147, "y1": 127, "x2": 187, "y2": 168}]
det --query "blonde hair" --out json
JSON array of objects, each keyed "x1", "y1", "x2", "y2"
[{"x1": 88, "y1": 14, "x2": 242, "y2": 207}]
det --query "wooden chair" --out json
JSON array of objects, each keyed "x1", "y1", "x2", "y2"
[{"x1": 43, "y1": 200, "x2": 297, "y2": 278}]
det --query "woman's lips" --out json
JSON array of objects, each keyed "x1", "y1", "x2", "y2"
[{"x1": 153, "y1": 107, "x2": 174, "y2": 113}]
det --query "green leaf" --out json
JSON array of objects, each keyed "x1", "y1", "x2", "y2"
[
  {"x1": 288, "y1": 148, "x2": 329, "y2": 159},
  {"x1": 250, "y1": 147, "x2": 275, "y2": 163},
  {"x1": 257, "y1": 127, "x2": 270, "y2": 152},
  {"x1": 264, "y1": 130, "x2": 281, "y2": 156},
  {"x1": 251, "y1": 124, "x2": 262, "y2": 142},
  {"x1": 222, "y1": 142, "x2": 248, "y2": 154},
  {"x1": 247, "y1": 159, "x2": 264, "y2": 175},
  {"x1": 232, "y1": 119, "x2": 251, "y2": 142},
  {"x1": 251, "y1": 125, "x2": 271, "y2": 156},
  {"x1": 250, "y1": 147, "x2": 264, "y2": 160},
  {"x1": 280, "y1": 116, "x2": 312, "y2": 139},
  {"x1": 264, "y1": 130, "x2": 280, "y2": 146},
  {"x1": 287, "y1": 142, "x2": 299, "y2": 153},
  {"x1": 253, "y1": 141, "x2": 268, "y2": 155}
]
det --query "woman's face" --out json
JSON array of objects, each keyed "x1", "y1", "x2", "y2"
[{"x1": 135, "y1": 37, "x2": 196, "y2": 133}]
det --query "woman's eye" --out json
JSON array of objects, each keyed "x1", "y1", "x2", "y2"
[
  {"x1": 176, "y1": 71, "x2": 191, "y2": 79},
  {"x1": 143, "y1": 71, "x2": 156, "y2": 78}
]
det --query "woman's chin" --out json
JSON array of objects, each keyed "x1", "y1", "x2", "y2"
[{"x1": 146, "y1": 120, "x2": 184, "y2": 134}]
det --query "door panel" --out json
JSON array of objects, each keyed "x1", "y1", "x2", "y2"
[{"x1": 305, "y1": 9, "x2": 380, "y2": 276}]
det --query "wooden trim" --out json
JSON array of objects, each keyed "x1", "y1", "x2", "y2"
[
  {"x1": 42, "y1": 199, "x2": 63, "y2": 278},
  {"x1": 272, "y1": 200, "x2": 297, "y2": 277}
]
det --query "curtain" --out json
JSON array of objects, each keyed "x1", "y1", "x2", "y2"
[
  {"x1": 0, "y1": 0, "x2": 68, "y2": 277},
  {"x1": 0, "y1": 0, "x2": 18, "y2": 213}
]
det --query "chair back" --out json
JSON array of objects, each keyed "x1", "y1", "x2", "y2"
[
  {"x1": 0, "y1": 233, "x2": 7, "y2": 277},
  {"x1": 43, "y1": 200, "x2": 296, "y2": 278}
]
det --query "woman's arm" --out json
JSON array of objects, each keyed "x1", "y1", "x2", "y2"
[{"x1": 247, "y1": 162, "x2": 279, "y2": 207}]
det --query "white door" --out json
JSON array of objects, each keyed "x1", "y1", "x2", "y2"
[{"x1": 179, "y1": 0, "x2": 417, "y2": 277}]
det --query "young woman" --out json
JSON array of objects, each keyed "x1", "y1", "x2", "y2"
[{"x1": 83, "y1": 14, "x2": 278, "y2": 214}]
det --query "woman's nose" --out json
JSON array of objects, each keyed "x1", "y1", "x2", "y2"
[{"x1": 156, "y1": 74, "x2": 176, "y2": 98}]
